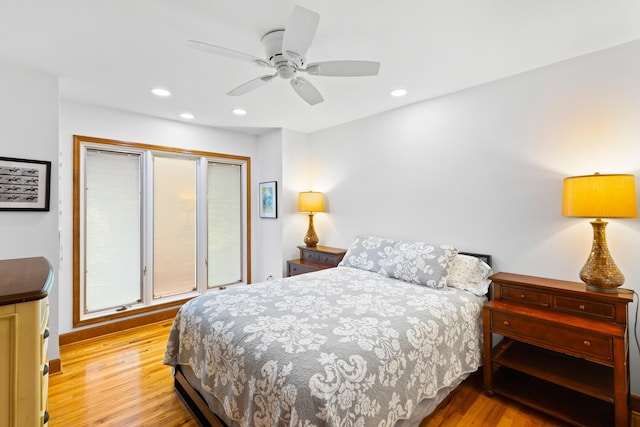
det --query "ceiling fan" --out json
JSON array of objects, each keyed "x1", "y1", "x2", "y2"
[{"x1": 187, "y1": 5, "x2": 380, "y2": 105}]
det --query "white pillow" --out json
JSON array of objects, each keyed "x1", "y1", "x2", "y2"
[{"x1": 447, "y1": 254, "x2": 493, "y2": 296}]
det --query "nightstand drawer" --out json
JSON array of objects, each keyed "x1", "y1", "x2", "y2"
[
  {"x1": 297, "y1": 246, "x2": 346, "y2": 268},
  {"x1": 501, "y1": 285, "x2": 550, "y2": 307},
  {"x1": 554, "y1": 296, "x2": 615, "y2": 321},
  {"x1": 301, "y1": 250, "x2": 343, "y2": 266},
  {"x1": 491, "y1": 311, "x2": 613, "y2": 362},
  {"x1": 301, "y1": 250, "x2": 321, "y2": 264},
  {"x1": 287, "y1": 260, "x2": 324, "y2": 276}
]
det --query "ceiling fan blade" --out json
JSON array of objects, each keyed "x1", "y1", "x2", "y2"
[
  {"x1": 305, "y1": 61, "x2": 380, "y2": 77},
  {"x1": 227, "y1": 74, "x2": 276, "y2": 96},
  {"x1": 290, "y1": 77, "x2": 324, "y2": 105},
  {"x1": 187, "y1": 40, "x2": 270, "y2": 67},
  {"x1": 282, "y1": 6, "x2": 320, "y2": 61}
]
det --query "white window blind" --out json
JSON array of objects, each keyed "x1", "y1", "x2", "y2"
[
  {"x1": 85, "y1": 150, "x2": 142, "y2": 312},
  {"x1": 207, "y1": 162, "x2": 242, "y2": 287},
  {"x1": 153, "y1": 156, "x2": 197, "y2": 298}
]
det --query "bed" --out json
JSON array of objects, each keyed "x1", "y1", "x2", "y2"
[{"x1": 163, "y1": 235, "x2": 493, "y2": 427}]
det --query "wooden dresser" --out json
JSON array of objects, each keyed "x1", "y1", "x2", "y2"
[
  {"x1": 0, "y1": 257, "x2": 53, "y2": 427},
  {"x1": 287, "y1": 245, "x2": 346, "y2": 276},
  {"x1": 483, "y1": 272, "x2": 633, "y2": 427}
]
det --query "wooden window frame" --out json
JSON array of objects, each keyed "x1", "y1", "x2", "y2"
[{"x1": 72, "y1": 135, "x2": 251, "y2": 327}]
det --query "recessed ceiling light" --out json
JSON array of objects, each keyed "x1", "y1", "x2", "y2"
[
  {"x1": 231, "y1": 108, "x2": 247, "y2": 116},
  {"x1": 179, "y1": 112, "x2": 195, "y2": 119},
  {"x1": 391, "y1": 89, "x2": 407, "y2": 97},
  {"x1": 150, "y1": 88, "x2": 171, "y2": 97}
]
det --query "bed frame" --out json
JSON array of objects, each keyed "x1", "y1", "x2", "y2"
[
  {"x1": 172, "y1": 252, "x2": 493, "y2": 427},
  {"x1": 174, "y1": 365, "x2": 226, "y2": 427}
]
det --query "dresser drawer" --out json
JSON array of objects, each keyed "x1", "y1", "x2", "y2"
[
  {"x1": 491, "y1": 310, "x2": 613, "y2": 362},
  {"x1": 42, "y1": 328, "x2": 49, "y2": 365},
  {"x1": 500, "y1": 285, "x2": 550, "y2": 307},
  {"x1": 554, "y1": 296, "x2": 615, "y2": 321},
  {"x1": 41, "y1": 363, "x2": 49, "y2": 421},
  {"x1": 40, "y1": 296, "x2": 49, "y2": 332}
]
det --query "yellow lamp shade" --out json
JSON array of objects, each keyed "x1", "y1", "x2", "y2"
[
  {"x1": 562, "y1": 173, "x2": 637, "y2": 219},
  {"x1": 298, "y1": 191, "x2": 325, "y2": 213}
]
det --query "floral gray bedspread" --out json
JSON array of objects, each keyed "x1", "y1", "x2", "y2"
[{"x1": 163, "y1": 266, "x2": 485, "y2": 427}]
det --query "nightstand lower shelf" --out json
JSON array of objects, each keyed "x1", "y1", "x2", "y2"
[
  {"x1": 490, "y1": 367, "x2": 613, "y2": 427},
  {"x1": 492, "y1": 339, "x2": 613, "y2": 402}
]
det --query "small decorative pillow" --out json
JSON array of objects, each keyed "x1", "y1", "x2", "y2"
[
  {"x1": 447, "y1": 254, "x2": 493, "y2": 296},
  {"x1": 447, "y1": 254, "x2": 480, "y2": 287},
  {"x1": 380, "y1": 241, "x2": 458, "y2": 288},
  {"x1": 338, "y1": 234, "x2": 397, "y2": 273}
]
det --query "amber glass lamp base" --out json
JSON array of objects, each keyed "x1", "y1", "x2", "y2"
[
  {"x1": 579, "y1": 219, "x2": 624, "y2": 293},
  {"x1": 303, "y1": 213, "x2": 319, "y2": 247}
]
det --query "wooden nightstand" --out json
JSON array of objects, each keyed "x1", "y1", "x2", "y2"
[
  {"x1": 483, "y1": 272, "x2": 633, "y2": 427},
  {"x1": 287, "y1": 245, "x2": 346, "y2": 277}
]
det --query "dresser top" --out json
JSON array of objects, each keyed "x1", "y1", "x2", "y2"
[
  {"x1": 490, "y1": 272, "x2": 634, "y2": 303},
  {"x1": 0, "y1": 257, "x2": 53, "y2": 306}
]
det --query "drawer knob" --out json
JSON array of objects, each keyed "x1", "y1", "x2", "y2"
[
  {"x1": 583, "y1": 340, "x2": 591, "y2": 347},
  {"x1": 579, "y1": 305, "x2": 585, "y2": 310},
  {"x1": 520, "y1": 294, "x2": 526, "y2": 298},
  {"x1": 503, "y1": 320, "x2": 511, "y2": 326}
]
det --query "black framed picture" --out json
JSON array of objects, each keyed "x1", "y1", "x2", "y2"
[
  {"x1": 259, "y1": 181, "x2": 277, "y2": 218},
  {"x1": 0, "y1": 156, "x2": 51, "y2": 211}
]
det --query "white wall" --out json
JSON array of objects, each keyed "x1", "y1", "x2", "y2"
[
  {"x1": 59, "y1": 100, "x2": 258, "y2": 333},
  {"x1": 306, "y1": 39, "x2": 640, "y2": 394},
  {"x1": 256, "y1": 129, "x2": 284, "y2": 281},
  {"x1": 255, "y1": 129, "x2": 310, "y2": 280},
  {"x1": 0, "y1": 60, "x2": 60, "y2": 360},
  {"x1": 281, "y1": 129, "x2": 312, "y2": 263}
]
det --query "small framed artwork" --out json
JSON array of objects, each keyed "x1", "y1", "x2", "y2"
[
  {"x1": 259, "y1": 181, "x2": 277, "y2": 218},
  {"x1": 0, "y1": 157, "x2": 51, "y2": 211}
]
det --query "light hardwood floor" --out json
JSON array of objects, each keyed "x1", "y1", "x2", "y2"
[{"x1": 49, "y1": 321, "x2": 571, "y2": 426}]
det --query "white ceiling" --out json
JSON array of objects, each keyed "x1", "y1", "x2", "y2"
[{"x1": 1, "y1": 1, "x2": 640, "y2": 134}]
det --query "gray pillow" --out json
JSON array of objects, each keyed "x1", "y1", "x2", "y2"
[
  {"x1": 380, "y1": 241, "x2": 458, "y2": 288},
  {"x1": 338, "y1": 234, "x2": 396, "y2": 272}
]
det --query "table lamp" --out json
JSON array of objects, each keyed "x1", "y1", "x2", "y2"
[
  {"x1": 298, "y1": 191, "x2": 325, "y2": 247},
  {"x1": 562, "y1": 173, "x2": 637, "y2": 292}
]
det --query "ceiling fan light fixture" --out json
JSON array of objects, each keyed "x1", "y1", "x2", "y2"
[
  {"x1": 150, "y1": 88, "x2": 171, "y2": 97},
  {"x1": 278, "y1": 64, "x2": 296, "y2": 79}
]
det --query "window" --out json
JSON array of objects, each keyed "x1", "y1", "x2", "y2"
[
  {"x1": 85, "y1": 150, "x2": 142, "y2": 312},
  {"x1": 153, "y1": 156, "x2": 197, "y2": 298},
  {"x1": 207, "y1": 162, "x2": 242, "y2": 288},
  {"x1": 73, "y1": 135, "x2": 251, "y2": 326}
]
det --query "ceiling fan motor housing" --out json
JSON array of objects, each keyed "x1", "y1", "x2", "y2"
[{"x1": 261, "y1": 29, "x2": 305, "y2": 73}]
